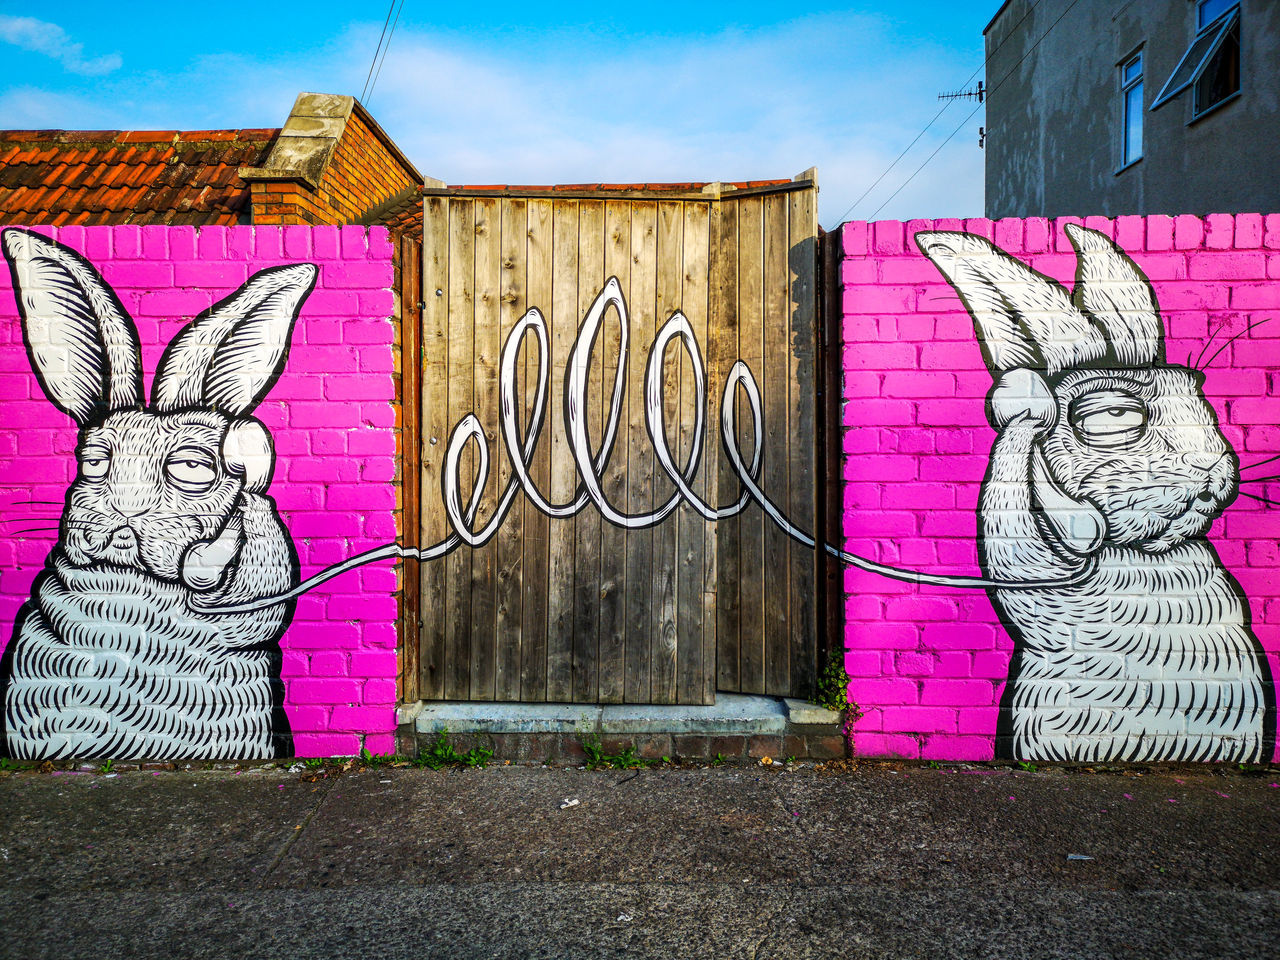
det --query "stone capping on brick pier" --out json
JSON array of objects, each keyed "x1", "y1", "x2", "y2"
[{"x1": 394, "y1": 695, "x2": 848, "y2": 764}]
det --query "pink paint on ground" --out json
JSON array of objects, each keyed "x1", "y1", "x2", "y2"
[{"x1": 0, "y1": 225, "x2": 399, "y2": 757}]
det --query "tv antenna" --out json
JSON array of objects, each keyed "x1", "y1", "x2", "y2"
[{"x1": 937, "y1": 81, "x2": 985, "y2": 103}]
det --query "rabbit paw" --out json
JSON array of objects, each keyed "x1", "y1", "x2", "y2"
[
  {"x1": 181, "y1": 515, "x2": 244, "y2": 592},
  {"x1": 988, "y1": 368, "x2": 1056, "y2": 433}
]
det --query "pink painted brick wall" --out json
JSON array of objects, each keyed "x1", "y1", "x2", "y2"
[
  {"x1": 840, "y1": 213, "x2": 1280, "y2": 762},
  {"x1": 0, "y1": 225, "x2": 399, "y2": 757}
]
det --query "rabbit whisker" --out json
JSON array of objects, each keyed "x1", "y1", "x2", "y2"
[
  {"x1": 1200, "y1": 317, "x2": 1274, "y2": 370},
  {"x1": 1192, "y1": 320, "x2": 1230, "y2": 371},
  {"x1": 1240, "y1": 453, "x2": 1280, "y2": 472},
  {"x1": 1237, "y1": 474, "x2": 1280, "y2": 485},
  {"x1": 4, "y1": 500, "x2": 66, "y2": 506},
  {"x1": 10, "y1": 527, "x2": 59, "y2": 536},
  {"x1": 1235, "y1": 490, "x2": 1280, "y2": 509}
]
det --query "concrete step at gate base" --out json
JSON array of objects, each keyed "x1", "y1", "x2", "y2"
[{"x1": 395, "y1": 694, "x2": 846, "y2": 763}]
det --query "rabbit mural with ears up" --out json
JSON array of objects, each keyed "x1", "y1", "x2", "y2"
[
  {"x1": 917, "y1": 223, "x2": 1276, "y2": 764},
  {"x1": 0, "y1": 229, "x2": 316, "y2": 760}
]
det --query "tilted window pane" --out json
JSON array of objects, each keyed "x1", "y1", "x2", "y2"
[
  {"x1": 1194, "y1": 20, "x2": 1241, "y2": 115},
  {"x1": 1152, "y1": 10, "x2": 1238, "y2": 108}
]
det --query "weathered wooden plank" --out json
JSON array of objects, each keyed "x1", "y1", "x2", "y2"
[
  {"x1": 444, "y1": 199, "x2": 476, "y2": 700},
  {"x1": 624, "y1": 202, "x2": 658, "y2": 703},
  {"x1": 762, "y1": 191, "x2": 791, "y2": 696},
  {"x1": 788, "y1": 179, "x2": 820, "y2": 700},
  {"x1": 495, "y1": 198, "x2": 528, "y2": 701},
  {"x1": 735, "y1": 196, "x2": 766, "y2": 695},
  {"x1": 709, "y1": 198, "x2": 741, "y2": 698},
  {"x1": 699, "y1": 199, "x2": 720, "y2": 707},
  {"x1": 573, "y1": 199, "x2": 606, "y2": 703},
  {"x1": 650, "y1": 200, "x2": 684, "y2": 704},
  {"x1": 469, "y1": 198, "x2": 501, "y2": 701},
  {"x1": 546, "y1": 200, "x2": 580, "y2": 702},
  {"x1": 521, "y1": 198, "x2": 554, "y2": 701},
  {"x1": 677, "y1": 200, "x2": 711, "y2": 705},
  {"x1": 399, "y1": 235, "x2": 422, "y2": 703},
  {"x1": 419, "y1": 198, "x2": 450, "y2": 700},
  {"x1": 598, "y1": 200, "x2": 631, "y2": 703}
]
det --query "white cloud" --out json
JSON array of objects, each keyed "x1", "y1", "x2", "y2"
[
  {"x1": 0, "y1": 15, "x2": 121, "y2": 76},
  {"x1": 349, "y1": 14, "x2": 986, "y2": 227},
  {"x1": 0, "y1": 10, "x2": 986, "y2": 226}
]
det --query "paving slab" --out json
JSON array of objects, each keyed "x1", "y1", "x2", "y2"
[
  {"x1": 0, "y1": 768, "x2": 327, "y2": 892},
  {"x1": 768, "y1": 766, "x2": 1280, "y2": 890},
  {"x1": 3, "y1": 885, "x2": 1279, "y2": 960},
  {"x1": 266, "y1": 766, "x2": 803, "y2": 886},
  {"x1": 2, "y1": 762, "x2": 1279, "y2": 959}
]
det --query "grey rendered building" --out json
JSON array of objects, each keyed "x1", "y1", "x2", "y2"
[{"x1": 984, "y1": 0, "x2": 1279, "y2": 219}]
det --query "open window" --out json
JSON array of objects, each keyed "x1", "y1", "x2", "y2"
[{"x1": 1151, "y1": 2, "x2": 1240, "y2": 115}]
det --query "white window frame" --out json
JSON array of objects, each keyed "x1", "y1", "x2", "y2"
[
  {"x1": 1120, "y1": 52, "x2": 1144, "y2": 169},
  {"x1": 1151, "y1": 3, "x2": 1240, "y2": 110}
]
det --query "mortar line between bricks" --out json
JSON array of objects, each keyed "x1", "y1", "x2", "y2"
[{"x1": 256, "y1": 777, "x2": 338, "y2": 888}]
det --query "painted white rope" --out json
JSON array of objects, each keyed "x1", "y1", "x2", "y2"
[{"x1": 192, "y1": 281, "x2": 1094, "y2": 615}]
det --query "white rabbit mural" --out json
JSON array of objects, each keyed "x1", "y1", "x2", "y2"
[
  {"x1": 916, "y1": 224, "x2": 1276, "y2": 763},
  {"x1": 1, "y1": 221, "x2": 1274, "y2": 765},
  {"x1": 0, "y1": 229, "x2": 314, "y2": 760}
]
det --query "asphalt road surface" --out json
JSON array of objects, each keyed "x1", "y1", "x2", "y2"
[{"x1": 2, "y1": 760, "x2": 1277, "y2": 959}]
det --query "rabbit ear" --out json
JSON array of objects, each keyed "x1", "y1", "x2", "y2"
[
  {"x1": 1064, "y1": 224, "x2": 1165, "y2": 367},
  {"x1": 2, "y1": 229, "x2": 143, "y2": 424},
  {"x1": 917, "y1": 231, "x2": 1109, "y2": 377},
  {"x1": 152, "y1": 263, "x2": 317, "y2": 416}
]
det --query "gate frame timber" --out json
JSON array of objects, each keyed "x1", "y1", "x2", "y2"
[{"x1": 397, "y1": 171, "x2": 825, "y2": 706}]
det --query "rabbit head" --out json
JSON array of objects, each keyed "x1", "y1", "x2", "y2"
[
  {"x1": 917, "y1": 223, "x2": 1236, "y2": 555},
  {"x1": 3, "y1": 229, "x2": 316, "y2": 589}
]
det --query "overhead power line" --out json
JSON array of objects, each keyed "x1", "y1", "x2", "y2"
[
  {"x1": 865, "y1": 0, "x2": 1083, "y2": 222},
  {"x1": 365, "y1": 0, "x2": 407, "y2": 106},
  {"x1": 360, "y1": 1, "x2": 397, "y2": 103},
  {"x1": 836, "y1": 0, "x2": 1043, "y2": 226}
]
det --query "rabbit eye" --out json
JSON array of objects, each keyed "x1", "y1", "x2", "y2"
[
  {"x1": 79, "y1": 450, "x2": 111, "y2": 479},
  {"x1": 165, "y1": 449, "x2": 217, "y2": 490},
  {"x1": 1070, "y1": 391, "x2": 1147, "y2": 448}
]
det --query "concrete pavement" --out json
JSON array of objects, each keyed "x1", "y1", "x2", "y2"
[{"x1": 2, "y1": 759, "x2": 1278, "y2": 958}]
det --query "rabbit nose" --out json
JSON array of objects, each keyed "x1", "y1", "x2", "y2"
[{"x1": 1184, "y1": 452, "x2": 1222, "y2": 472}]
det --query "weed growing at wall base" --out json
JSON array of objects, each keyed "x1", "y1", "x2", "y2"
[
  {"x1": 813, "y1": 648, "x2": 860, "y2": 719},
  {"x1": 579, "y1": 733, "x2": 659, "y2": 770},
  {"x1": 412, "y1": 731, "x2": 494, "y2": 770}
]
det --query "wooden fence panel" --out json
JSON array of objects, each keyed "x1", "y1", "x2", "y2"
[
  {"x1": 418, "y1": 199, "x2": 449, "y2": 700},
  {"x1": 520, "y1": 199, "x2": 554, "y2": 701},
  {"x1": 413, "y1": 181, "x2": 817, "y2": 705},
  {"x1": 398, "y1": 235, "x2": 422, "y2": 703},
  {"x1": 624, "y1": 203, "x2": 658, "y2": 703},
  {"x1": 598, "y1": 200, "x2": 631, "y2": 703},
  {"x1": 495, "y1": 199, "x2": 527, "y2": 701}
]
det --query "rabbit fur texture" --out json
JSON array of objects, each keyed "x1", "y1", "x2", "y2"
[
  {"x1": 0, "y1": 229, "x2": 315, "y2": 760},
  {"x1": 919, "y1": 224, "x2": 1276, "y2": 763}
]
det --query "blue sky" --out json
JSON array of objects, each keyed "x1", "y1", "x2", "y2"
[{"x1": 0, "y1": 2, "x2": 996, "y2": 227}]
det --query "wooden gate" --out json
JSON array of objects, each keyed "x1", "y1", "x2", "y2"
[{"x1": 406, "y1": 173, "x2": 818, "y2": 705}]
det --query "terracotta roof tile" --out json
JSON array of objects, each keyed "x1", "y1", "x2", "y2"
[{"x1": 0, "y1": 128, "x2": 279, "y2": 226}]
